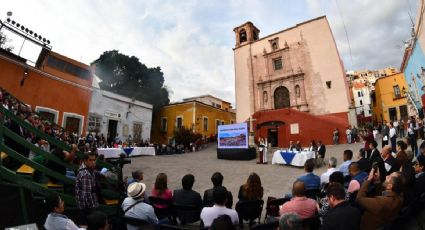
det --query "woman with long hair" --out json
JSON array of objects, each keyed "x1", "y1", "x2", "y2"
[
  {"x1": 151, "y1": 172, "x2": 173, "y2": 208},
  {"x1": 237, "y1": 172, "x2": 264, "y2": 201}
]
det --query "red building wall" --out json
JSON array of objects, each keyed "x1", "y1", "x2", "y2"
[
  {"x1": 253, "y1": 108, "x2": 349, "y2": 147},
  {"x1": 0, "y1": 52, "x2": 92, "y2": 135}
]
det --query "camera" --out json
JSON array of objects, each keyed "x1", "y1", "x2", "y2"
[{"x1": 108, "y1": 153, "x2": 131, "y2": 166}]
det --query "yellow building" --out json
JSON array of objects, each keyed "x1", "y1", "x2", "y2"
[
  {"x1": 152, "y1": 95, "x2": 236, "y2": 144},
  {"x1": 372, "y1": 73, "x2": 410, "y2": 123}
]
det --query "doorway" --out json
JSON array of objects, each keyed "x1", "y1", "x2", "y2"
[
  {"x1": 65, "y1": 117, "x2": 80, "y2": 135},
  {"x1": 388, "y1": 107, "x2": 397, "y2": 122},
  {"x1": 107, "y1": 119, "x2": 118, "y2": 144},
  {"x1": 268, "y1": 128, "x2": 278, "y2": 147}
]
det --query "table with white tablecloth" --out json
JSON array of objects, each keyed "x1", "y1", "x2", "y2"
[
  {"x1": 271, "y1": 150, "x2": 315, "y2": 167},
  {"x1": 97, "y1": 147, "x2": 156, "y2": 158}
]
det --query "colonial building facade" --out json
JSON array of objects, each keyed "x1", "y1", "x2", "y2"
[
  {"x1": 233, "y1": 16, "x2": 351, "y2": 146},
  {"x1": 151, "y1": 95, "x2": 236, "y2": 144}
]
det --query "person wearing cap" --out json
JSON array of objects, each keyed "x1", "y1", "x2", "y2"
[{"x1": 122, "y1": 182, "x2": 159, "y2": 229}]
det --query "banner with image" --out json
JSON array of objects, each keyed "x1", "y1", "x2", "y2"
[{"x1": 218, "y1": 123, "x2": 248, "y2": 149}]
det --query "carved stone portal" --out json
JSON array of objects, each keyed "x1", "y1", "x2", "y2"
[{"x1": 274, "y1": 86, "x2": 290, "y2": 109}]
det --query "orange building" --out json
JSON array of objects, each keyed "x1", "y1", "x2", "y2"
[{"x1": 0, "y1": 48, "x2": 93, "y2": 135}]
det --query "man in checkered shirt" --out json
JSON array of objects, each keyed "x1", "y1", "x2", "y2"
[{"x1": 75, "y1": 152, "x2": 99, "y2": 224}]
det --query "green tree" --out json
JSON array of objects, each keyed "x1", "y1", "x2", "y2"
[
  {"x1": 173, "y1": 126, "x2": 202, "y2": 147},
  {"x1": 92, "y1": 50, "x2": 170, "y2": 112}
]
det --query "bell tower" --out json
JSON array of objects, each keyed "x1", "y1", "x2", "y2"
[{"x1": 233, "y1": 21, "x2": 260, "y2": 48}]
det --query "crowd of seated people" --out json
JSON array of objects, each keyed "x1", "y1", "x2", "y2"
[{"x1": 31, "y1": 142, "x2": 425, "y2": 229}]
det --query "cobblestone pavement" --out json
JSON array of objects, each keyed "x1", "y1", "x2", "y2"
[{"x1": 123, "y1": 142, "x2": 364, "y2": 200}]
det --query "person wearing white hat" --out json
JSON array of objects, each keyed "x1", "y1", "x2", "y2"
[{"x1": 122, "y1": 182, "x2": 158, "y2": 230}]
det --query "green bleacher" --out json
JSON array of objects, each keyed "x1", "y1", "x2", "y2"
[{"x1": 0, "y1": 90, "x2": 124, "y2": 228}]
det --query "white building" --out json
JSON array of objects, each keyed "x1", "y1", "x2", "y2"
[
  {"x1": 88, "y1": 78, "x2": 153, "y2": 144},
  {"x1": 352, "y1": 81, "x2": 372, "y2": 118}
]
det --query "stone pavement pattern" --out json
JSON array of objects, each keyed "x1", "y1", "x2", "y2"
[{"x1": 123, "y1": 142, "x2": 364, "y2": 200}]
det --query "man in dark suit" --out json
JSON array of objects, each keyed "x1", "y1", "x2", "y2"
[
  {"x1": 321, "y1": 183, "x2": 360, "y2": 230},
  {"x1": 203, "y1": 172, "x2": 233, "y2": 208},
  {"x1": 317, "y1": 140, "x2": 326, "y2": 167},
  {"x1": 382, "y1": 122, "x2": 390, "y2": 148},
  {"x1": 412, "y1": 155, "x2": 425, "y2": 198},
  {"x1": 368, "y1": 140, "x2": 380, "y2": 161},
  {"x1": 173, "y1": 174, "x2": 202, "y2": 209}
]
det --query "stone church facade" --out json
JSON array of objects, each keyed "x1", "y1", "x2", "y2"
[{"x1": 233, "y1": 17, "x2": 352, "y2": 146}]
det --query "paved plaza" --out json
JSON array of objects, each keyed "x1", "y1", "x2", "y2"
[{"x1": 123, "y1": 142, "x2": 364, "y2": 200}]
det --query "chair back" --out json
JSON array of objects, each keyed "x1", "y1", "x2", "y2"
[
  {"x1": 250, "y1": 220, "x2": 279, "y2": 230},
  {"x1": 304, "y1": 189, "x2": 321, "y2": 200},
  {"x1": 148, "y1": 196, "x2": 175, "y2": 219},
  {"x1": 236, "y1": 200, "x2": 264, "y2": 222},
  {"x1": 159, "y1": 224, "x2": 189, "y2": 230},
  {"x1": 264, "y1": 197, "x2": 290, "y2": 220},
  {"x1": 174, "y1": 204, "x2": 200, "y2": 225},
  {"x1": 302, "y1": 215, "x2": 321, "y2": 230},
  {"x1": 123, "y1": 216, "x2": 154, "y2": 230}
]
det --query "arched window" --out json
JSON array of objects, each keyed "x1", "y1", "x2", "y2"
[
  {"x1": 239, "y1": 29, "x2": 247, "y2": 43},
  {"x1": 274, "y1": 86, "x2": 290, "y2": 109},
  {"x1": 272, "y1": 42, "x2": 278, "y2": 50},
  {"x1": 295, "y1": 85, "x2": 300, "y2": 98}
]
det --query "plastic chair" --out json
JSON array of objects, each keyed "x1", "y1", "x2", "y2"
[
  {"x1": 123, "y1": 216, "x2": 154, "y2": 230},
  {"x1": 250, "y1": 220, "x2": 279, "y2": 230},
  {"x1": 173, "y1": 204, "x2": 201, "y2": 226},
  {"x1": 305, "y1": 189, "x2": 321, "y2": 200},
  {"x1": 302, "y1": 215, "x2": 321, "y2": 230},
  {"x1": 236, "y1": 200, "x2": 264, "y2": 228},
  {"x1": 149, "y1": 196, "x2": 176, "y2": 222},
  {"x1": 159, "y1": 224, "x2": 189, "y2": 230},
  {"x1": 264, "y1": 197, "x2": 290, "y2": 221}
]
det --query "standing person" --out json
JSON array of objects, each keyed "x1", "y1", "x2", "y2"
[
  {"x1": 393, "y1": 120, "x2": 399, "y2": 138},
  {"x1": 362, "y1": 127, "x2": 374, "y2": 157},
  {"x1": 418, "y1": 117, "x2": 424, "y2": 139},
  {"x1": 399, "y1": 119, "x2": 405, "y2": 138},
  {"x1": 408, "y1": 117, "x2": 418, "y2": 156},
  {"x1": 351, "y1": 126, "x2": 358, "y2": 143},
  {"x1": 333, "y1": 128, "x2": 339, "y2": 145},
  {"x1": 257, "y1": 137, "x2": 265, "y2": 164},
  {"x1": 263, "y1": 137, "x2": 268, "y2": 164},
  {"x1": 389, "y1": 123, "x2": 397, "y2": 154},
  {"x1": 75, "y1": 152, "x2": 100, "y2": 225},
  {"x1": 346, "y1": 127, "x2": 352, "y2": 144},
  {"x1": 381, "y1": 121, "x2": 389, "y2": 148}
]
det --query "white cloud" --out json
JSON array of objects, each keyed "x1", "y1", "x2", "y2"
[{"x1": 0, "y1": 0, "x2": 419, "y2": 107}]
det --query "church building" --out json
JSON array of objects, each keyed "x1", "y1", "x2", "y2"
[{"x1": 233, "y1": 16, "x2": 352, "y2": 146}]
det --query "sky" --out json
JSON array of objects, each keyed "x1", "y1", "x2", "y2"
[{"x1": 0, "y1": 0, "x2": 419, "y2": 107}]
